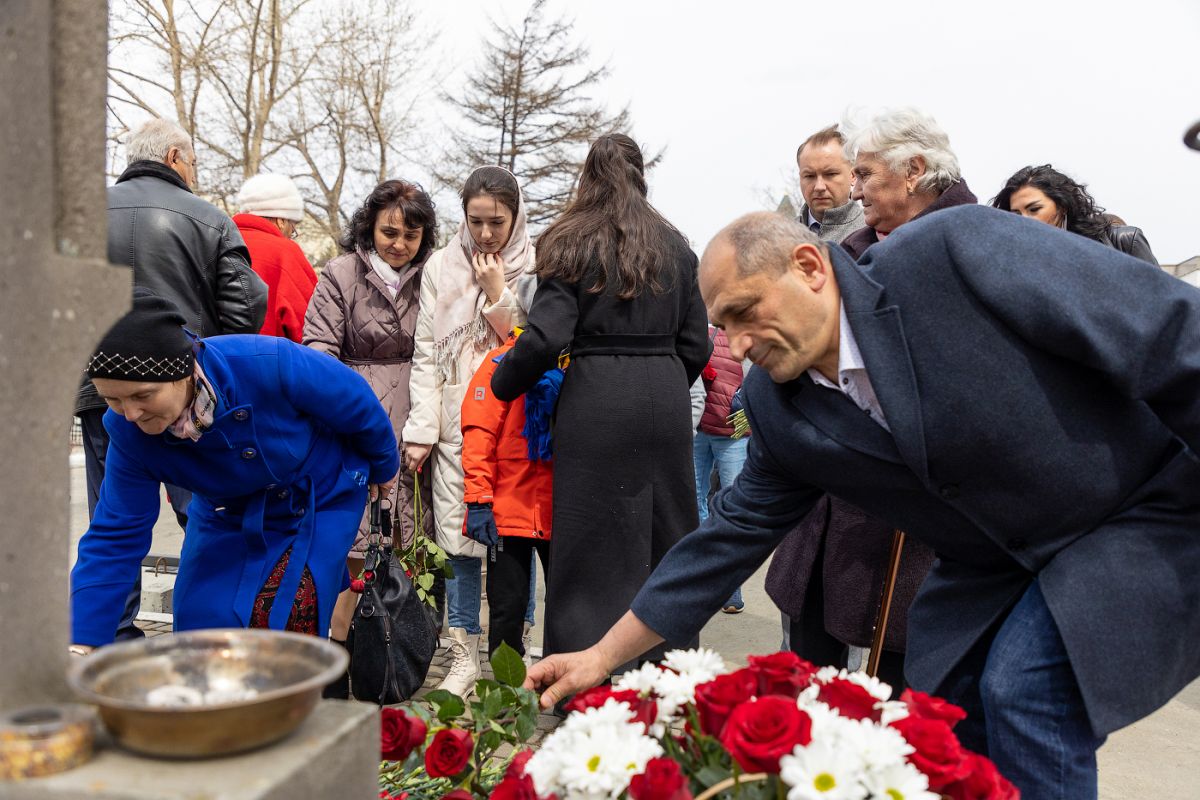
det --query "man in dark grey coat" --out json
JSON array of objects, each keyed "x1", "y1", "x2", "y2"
[
  {"x1": 527, "y1": 207, "x2": 1200, "y2": 799},
  {"x1": 74, "y1": 119, "x2": 266, "y2": 639}
]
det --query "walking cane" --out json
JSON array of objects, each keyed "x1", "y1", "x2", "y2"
[{"x1": 865, "y1": 530, "x2": 906, "y2": 678}]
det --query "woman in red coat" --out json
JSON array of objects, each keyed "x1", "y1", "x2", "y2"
[{"x1": 234, "y1": 173, "x2": 318, "y2": 341}]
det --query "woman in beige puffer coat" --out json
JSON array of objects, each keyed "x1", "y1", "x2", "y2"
[
  {"x1": 402, "y1": 166, "x2": 533, "y2": 696},
  {"x1": 303, "y1": 180, "x2": 437, "y2": 689}
]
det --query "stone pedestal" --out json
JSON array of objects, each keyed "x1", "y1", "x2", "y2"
[{"x1": 5, "y1": 701, "x2": 381, "y2": 799}]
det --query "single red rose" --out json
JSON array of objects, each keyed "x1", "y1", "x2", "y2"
[
  {"x1": 900, "y1": 688, "x2": 968, "y2": 728},
  {"x1": 720, "y1": 696, "x2": 813, "y2": 774},
  {"x1": 941, "y1": 752, "x2": 1020, "y2": 800},
  {"x1": 890, "y1": 715, "x2": 972, "y2": 790},
  {"x1": 505, "y1": 749, "x2": 535, "y2": 780},
  {"x1": 489, "y1": 773, "x2": 539, "y2": 800},
  {"x1": 693, "y1": 669, "x2": 757, "y2": 737},
  {"x1": 379, "y1": 792, "x2": 409, "y2": 800},
  {"x1": 564, "y1": 686, "x2": 658, "y2": 731},
  {"x1": 816, "y1": 678, "x2": 881, "y2": 722},
  {"x1": 351, "y1": 578, "x2": 366, "y2": 593},
  {"x1": 628, "y1": 757, "x2": 692, "y2": 800},
  {"x1": 424, "y1": 728, "x2": 474, "y2": 778},
  {"x1": 380, "y1": 707, "x2": 427, "y2": 762},
  {"x1": 441, "y1": 791, "x2": 474, "y2": 800},
  {"x1": 746, "y1": 652, "x2": 816, "y2": 699}
]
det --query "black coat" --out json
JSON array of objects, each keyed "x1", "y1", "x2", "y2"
[
  {"x1": 76, "y1": 161, "x2": 265, "y2": 414},
  {"x1": 634, "y1": 206, "x2": 1200, "y2": 737},
  {"x1": 492, "y1": 238, "x2": 710, "y2": 666}
]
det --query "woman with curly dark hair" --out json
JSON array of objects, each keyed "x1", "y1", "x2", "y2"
[
  {"x1": 302, "y1": 179, "x2": 437, "y2": 695},
  {"x1": 491, "y1": 134, "x2": 710, "y2": 670},
  {"x1": 992, "y1": 165, "x2": 1157, "y2": 264}
]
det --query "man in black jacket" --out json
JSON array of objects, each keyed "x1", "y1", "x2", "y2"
[{"x1": 75, "y1": 118, "x2": 266, "y2": 639}]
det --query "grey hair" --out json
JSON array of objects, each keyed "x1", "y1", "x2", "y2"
[
  {"x1": 843, "y1": 107, "x2": 961, "y2": 194},
  {"x1": 717, "y1": 211, "x2": 825, "y2": 277},
  {"x1": 125, "y1": 119, "x2": 193, "y2": 166}
]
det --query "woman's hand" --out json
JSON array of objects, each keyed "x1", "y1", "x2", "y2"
[
  {"x1": 403, "y1": 442, "x2": 432, "y2": 473},
  {"x1": 473, "y1": 252, "x2": 507, "y2": 305},
  {"x1": 369, "y1": 470, "x2": 399, "y2": 503},
  {"x1": 68, "y1": 644, "x2": 94, "y2": 657}
]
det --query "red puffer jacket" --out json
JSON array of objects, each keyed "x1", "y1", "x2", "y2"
[
  {"x1": 461, "y1": 336, "x2": 553, "y2": 539},
  {"x1": 234, "y1": 213, "x2": 317, "y2": 342},
  {"x1": 699, "y1": 328, "x2": 748, "y2": 437}
]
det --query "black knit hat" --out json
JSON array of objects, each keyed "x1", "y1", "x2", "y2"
[{"x1": 87, "y1": 290, "x2": 195, "y2": 382}]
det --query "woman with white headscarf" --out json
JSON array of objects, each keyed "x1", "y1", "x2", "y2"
[{"x1": 402, "y1": 166, "x2": 533, "y2": 696}]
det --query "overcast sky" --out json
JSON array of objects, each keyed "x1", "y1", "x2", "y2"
[{"x1": 419, "y1": 0, "x2": 1200, "y2": 263}]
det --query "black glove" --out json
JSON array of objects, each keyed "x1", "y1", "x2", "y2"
[{"x1": 465, "y1": 502, "x2": 499, "y2": 547}]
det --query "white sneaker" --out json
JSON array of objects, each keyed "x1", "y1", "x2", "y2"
[
  {"x1": 436, "y1": 627, "x2": 480, "y2": 698},
  {"x1": 522, "y1": 621, "x2": 534, "y2": 666}
]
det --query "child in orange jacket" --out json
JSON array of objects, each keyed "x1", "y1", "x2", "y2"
[{"x1": 461, "y1": 332, "x2": 561, "y2": 660}]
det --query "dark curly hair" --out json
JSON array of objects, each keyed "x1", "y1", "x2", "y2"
[
  {"x1": 991, "y1": 164, "x2": 1111, "y2": 242},
  {"x1": 340, "y1": 179, "x2": 437, "y2": 262}
]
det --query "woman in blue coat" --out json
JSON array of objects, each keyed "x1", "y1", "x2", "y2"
[{"x1": 70, "y1": 292, "x2": 399, "y2": 650}]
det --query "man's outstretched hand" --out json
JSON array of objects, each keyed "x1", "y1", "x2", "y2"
[{"x1": 524, "y1": 647, "x2": 612, "y2": 709}]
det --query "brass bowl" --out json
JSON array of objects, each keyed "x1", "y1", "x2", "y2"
[{"x1": 66, "y1": 629, "x2": 348, "y2": 758}]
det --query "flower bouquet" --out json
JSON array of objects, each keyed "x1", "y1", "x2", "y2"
[{"x1": 380, "y1": 646, "x2": 1019, "y2": 800}]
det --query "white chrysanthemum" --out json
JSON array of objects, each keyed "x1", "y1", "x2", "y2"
[
  {"x1": 877, "y1": 699, "x2": 911, "y2": 725},
  {"x1": 796, "y1": 697, "x2": 860, "y2": 746},
  {"x1": 662, "y1": 647, "x2": 726, "y2": 683},
  {"x1": 840, "y1": 670, "x2": 893, "y2": 702},
  {"x1": 858, "y1": 761, "x2": 938, "y2": 800},
  {"x1": 614, "y1": 663, "x2": 666, "y2": 696},
  {"x1": 614, "y1": 663, "x2": 697, "y2": 725},
  {"x1": 527, "y1": 700, "x2": 662, "y2": 800},
  {"x1": 839, "y1": 717, "x2": 912, "y2": 774},
  {"x1": 780, "y1": 739, "x2": 870, "y2": 800}
]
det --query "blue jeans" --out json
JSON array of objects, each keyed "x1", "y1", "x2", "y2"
[
  {"x1": 446, "y1": 555, "x2": 482, "y2": 635},
  {"x1": 937, "y1": 580, "x2": 1104, "y2": 800},
  {"x1": 694, "y1": 432, "x2": 748, "y2": 607}
]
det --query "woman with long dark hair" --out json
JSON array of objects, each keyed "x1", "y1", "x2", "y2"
[
  {"x1": 303, "y1": 179, "x2": 437, "y2": 696},
  {"x1": 491, "y1": 133, "x2": 710, "y2": 669},
  {"x1": 992, "y1": 164, "x2": 1157, "y2": 264}
]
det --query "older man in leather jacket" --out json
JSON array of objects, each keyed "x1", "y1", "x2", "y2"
[{"x1": 74, "y1": 118, "x2": 266, "y2": 639}]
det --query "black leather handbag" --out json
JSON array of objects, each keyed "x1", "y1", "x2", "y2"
[{"x1": 346, "y1": 497, "x2": 437, "y2": 704}]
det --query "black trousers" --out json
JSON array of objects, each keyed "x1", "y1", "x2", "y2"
[
  {"x1": 786, "y1": 535, "x2": 907, "y2": 692},
  {"x1": 486, "y1": 536, "x2": 550, "y2": 658},
  {"x1": 79, "y1": 408, "x2": 191, "y2": 641}
]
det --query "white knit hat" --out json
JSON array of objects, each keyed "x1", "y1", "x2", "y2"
[{"x1": 237, "y1": 173, "x2": 304, "y2": 222}]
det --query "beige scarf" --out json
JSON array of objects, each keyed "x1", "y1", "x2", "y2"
[{"x1": 432, "y1": 167, "x2": 532, "y2": 383}]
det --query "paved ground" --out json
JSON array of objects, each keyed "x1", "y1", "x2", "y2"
[{"x1": 74, "y1": 455, "x2": 1200, "y2": 795}]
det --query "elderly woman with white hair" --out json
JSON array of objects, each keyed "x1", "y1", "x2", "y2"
[
  {"x1": 766, "y1": 108, "x2": 972, "y2": 692},
  {"x1": 840, "y1": 107, "x2": 978, "y2": 258}
]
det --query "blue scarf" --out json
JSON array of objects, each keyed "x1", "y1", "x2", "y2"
[{"x1": 522, "y1": 368, "x2": 564, "y2": 462}]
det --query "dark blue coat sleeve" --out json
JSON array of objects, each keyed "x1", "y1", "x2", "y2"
[
  {"x1": 276, "y1": 339, "x2": 400, "y2": 484},
  {"x1": 492, "y1": 277, "x2": 578, "y2": 402},
  {"x1": 70, "y1": 422, "x2": 161, "y2": 646},
  {"x1": 631, "y1": 373, "x2": 823, "y2": 643},
  {"x1": 924, "y1": 206, "x2": 1200, "y2": 458}
]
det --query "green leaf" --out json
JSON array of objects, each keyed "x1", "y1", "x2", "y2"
[
  {"x1": 514, "y1": 711, "x2": 536, "y2": 742},
  {"x1": 490, "y1": 642, "x2": 526, "y2": 687},
  {"x1": 479, "y1": 729, "x2": 503, "y2": 752},
  {"x1": 482, "y1": 688, "x2": 503, "y2": 720},
  {"x1": 695, "y1": 766, "x2": 728, "y2": 788},
  {"x1": 417, "y1": 572, "x2": 434, "y2": 590},
  {"x1": 424, "y1": 689, "x2": 465, "y2": 721},
  {"x1": 475, "y1": 678, "x2": 501, "y2": 696}
]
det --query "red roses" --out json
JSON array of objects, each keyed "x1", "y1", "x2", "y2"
[
  {"x1": 693, "y1": 670, "x2": 757, "y2": 737},
  {"x1": 745, "y1": 652, "x2": 815, "y2": 699},
  {"x1": 381, "y1": 707, "x2": 427, "y2": 762},
  {"x1": 425, "y1": 728, "x2": 474, "y2": 778},
  {"x1": 628, "y1": 757, "x2": 692, "y2": 800},
  {"x1": 564, "y1": 686, "x2": 658, "y2": 731},
  {"x1": 720, "y1": 696, "x2": 813, "y2": 774},
  {"x1": 889, "y1": 715, "x2": 971, "y2": 789}
]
